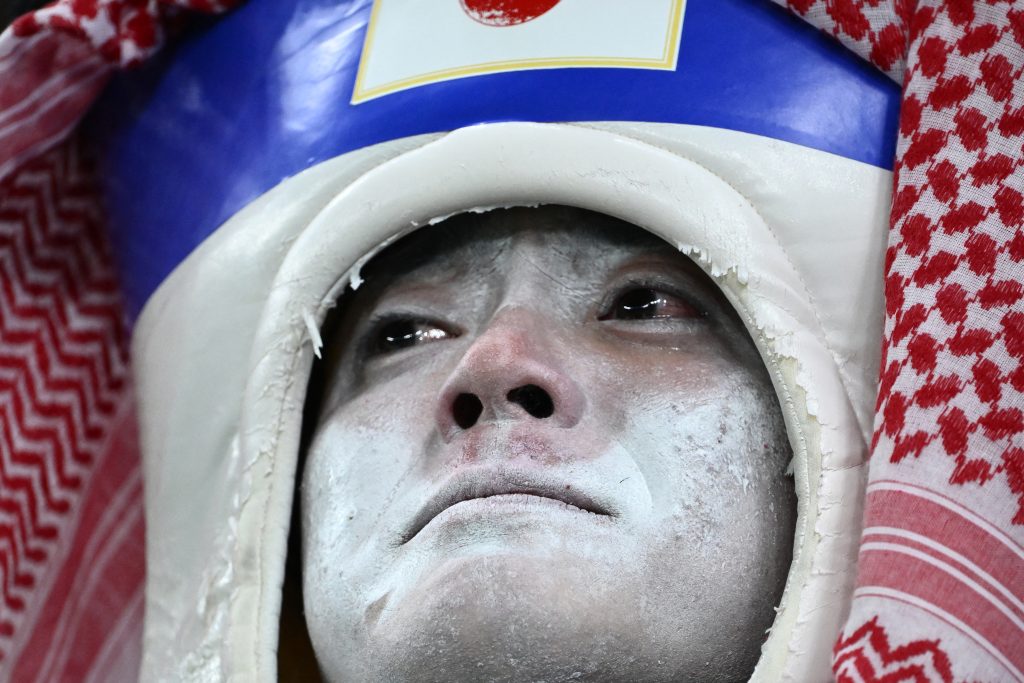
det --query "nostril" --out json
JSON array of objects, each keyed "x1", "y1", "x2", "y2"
[
  {"x1": 452, "y1": 393, "x2": 484, "y2": 429},
  {"x1": 507, "y1": 384, "x2": 554, "y2": 419}
]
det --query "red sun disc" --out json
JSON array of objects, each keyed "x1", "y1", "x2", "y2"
[{"x1": 460, "y1": 0, "x2": 562, "y2": 27}]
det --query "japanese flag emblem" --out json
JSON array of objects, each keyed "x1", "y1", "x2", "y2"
[{"x1": 353, "y1": 0, "x2": 685, "y2": 103}]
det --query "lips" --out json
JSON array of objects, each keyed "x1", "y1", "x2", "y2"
[{"x1": 402, "y1": 468, "x2": 613, "y2": 544}]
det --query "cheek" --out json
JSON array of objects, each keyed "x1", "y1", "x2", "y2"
[
  {"x1": 605, "y1": 356, "x2": 789, "y2": 534},
  {"x1": 302, "y1": 380, "x2": 438, "y2": 559},
  {"x1": 611, "y1": 364, "x2": 794, "y2": 628}
]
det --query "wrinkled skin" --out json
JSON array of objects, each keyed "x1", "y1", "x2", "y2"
[{"x1": 301, "y1": 207, "x2": 796, "y2": 682}]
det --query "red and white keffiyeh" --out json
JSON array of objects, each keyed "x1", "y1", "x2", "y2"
[
  {"x1": 0, "y1": 2, "x2": 235, "y2": 680},
  {"x1": 769, "y1": 2, "x2": 1024, "y2": 680},
  {"x1": 0, "y1": 1, "x2": 1021, "y2": 681}
]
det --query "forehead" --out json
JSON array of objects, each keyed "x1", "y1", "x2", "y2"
[{"x1": 359, "y1": 206, "x2": 677, "y2": 290}]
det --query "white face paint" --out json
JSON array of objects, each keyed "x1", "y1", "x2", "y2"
[{"x1": 301, "y1": 207, "x2": 795, "y2": 682}]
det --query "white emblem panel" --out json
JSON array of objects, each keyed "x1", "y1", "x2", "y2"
[{"x1": 353, "y1": 0, "x2": 686, "y2": 103}]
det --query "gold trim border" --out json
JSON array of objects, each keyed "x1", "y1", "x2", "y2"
[{"x1": 351, "y1": 0, "x2": 686, "y2": 104}]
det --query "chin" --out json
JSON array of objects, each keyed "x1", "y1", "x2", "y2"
[{"x1": 323, "y1": 553, "x2": 755, "y2": 683}]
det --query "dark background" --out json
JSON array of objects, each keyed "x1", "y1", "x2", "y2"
[{"x1": 1, "y1": 1, "x2": 49, "y2": 30}]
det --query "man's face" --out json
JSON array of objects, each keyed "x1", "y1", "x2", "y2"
[{"x1": 301, "y1": 207, "x2": 795, "y2": 682}]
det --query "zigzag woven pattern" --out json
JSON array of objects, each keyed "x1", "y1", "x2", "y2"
[
  {"x1": 774, "y1": 0, "x2": 1024, "y2": 680},
  {"x1": 0, "y1": 139, "x2": 131, "y2": 671},
  {"x1": 0, "y1": 2, "x2": 234, "y2": 678}
]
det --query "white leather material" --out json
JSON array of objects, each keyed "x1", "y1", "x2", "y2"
[{"x1": 134, "y1": 122, "x2": 891, "y2": 681}]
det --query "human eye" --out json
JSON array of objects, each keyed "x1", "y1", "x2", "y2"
[
  {"x1": 363, "y1": 315, "x2": 458, "y2": 357},
  {"x1": 597, "y1": 285, "x2": 705, "y2": 322}
]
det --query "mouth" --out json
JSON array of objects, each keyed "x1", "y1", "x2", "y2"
[{"x1": 401, "y1": 471, "x2": 614, "y2": 544}]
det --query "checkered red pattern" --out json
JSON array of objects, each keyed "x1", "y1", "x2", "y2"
[
  {"x1": 775, "y1": 0, "x2": 1024, "y2": 680},
  {"x1": 0, "y1": 2, "x2": 235, "y2": 681},
  {"x1": 8, "y1": 0, "x2": 240, "y2": 67}
]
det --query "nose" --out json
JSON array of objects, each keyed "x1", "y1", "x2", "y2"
[{"x1": 435, "y1": 307, "x2": 586, "y2": 441}]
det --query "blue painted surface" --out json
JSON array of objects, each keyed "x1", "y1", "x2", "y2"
[{"x1": 89, "y1": 0, "x2": 901, "y2": 316}]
